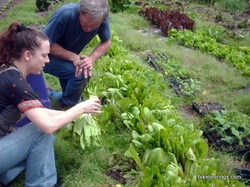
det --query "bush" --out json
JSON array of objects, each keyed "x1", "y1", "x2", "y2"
[
  {"x1": 36, "y1": 0, "x2": 51, "y2": 11},
  {"x1": 108, "y1": 0, "x2": 133, "y2": 13}
]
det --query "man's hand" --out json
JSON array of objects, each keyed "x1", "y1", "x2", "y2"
[
  {"x1": 80, "y1": 55, "x2": 93, "y2": 69},
  {"x1": 74, "y1": 55, "x2": 93, "y2": 78}
]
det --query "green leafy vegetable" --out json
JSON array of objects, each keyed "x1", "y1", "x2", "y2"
[{"x1": 68, "y1": 114, "x2": 101, "y2": 150}]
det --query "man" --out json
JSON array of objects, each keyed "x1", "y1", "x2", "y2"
[{"x1": 43, "y1": 0, "x2": 111, "y2": 109}]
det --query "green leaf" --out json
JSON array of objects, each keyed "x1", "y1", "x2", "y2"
[
  {"x1": 142, "y1": 148, "x2": 167, "y2": 167},
  {"x1": 132, "y1": 106, "x2": 140, "y2": 116},
  {"x1": 125, "y1": 146, "x2": 143, "y2": 170},
  {"x1": 231, "y1": 127, "x2": 240, "y2": 138},
  {"x1": 80, "y1": 133, "x2": 86, "y2": 150},
  {"x1": 131, "y1": 130, "x2": 140, "y2": 139},
  {"x1": 123, "y1": 120, "x2": 134, "y2": 129},
  {"x1": 132, "y1": 140, "x2": 143, "y2": 148},
  {"x1": 73, "y1": 119, "x2": 84, "y2": 135},
  {"x1": 223, "y1": 136, "x2": 235, "y2": 144},
  {"x1": 186, "y1": 148, "x2": 196, "y2": 161},
  {"x1": 195, "y1": 141, "x2": 209, "y2": 158},
  {"x1": 151, "y1": 122, "x2": 165, "y2": 132}
]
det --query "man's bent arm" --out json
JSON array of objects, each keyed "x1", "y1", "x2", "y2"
[
  {"x1": 89, "y1": 39, "x2": 111, "y2": 62},
  {"x1": 50, "y1": 43, "x2": 79, "y2": 63}
]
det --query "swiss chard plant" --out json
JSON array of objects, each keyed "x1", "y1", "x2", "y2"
[{"x1": 67, "y1": 114, "x2": 101, "y2": 150}]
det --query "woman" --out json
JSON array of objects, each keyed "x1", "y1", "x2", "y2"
[{"x1": 0, "y1": 22, "x2": 101, "y2": 186}]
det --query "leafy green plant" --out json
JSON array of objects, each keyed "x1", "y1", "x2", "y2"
[
  {"x1": 36, "y1": 0, "x2": 51, "y2": 12},
  {"x1": 108, "y1": 0, "x2": 133, "y2": 13},
  {"x1": 81, "y1": 31, "x2": 248, "y2": 185},
  {"x1": 125, "y1": 120, "x2": 245, "y2": 186},
  {"x1": 205, "y1": 110, "x2": 250, "y2": 148},
  {"x1": 169, "y1": 29, "x2": 250, "y2": 76},
  {"x1": 67, "y1": 114, "x2": 101, "y2": 149},
  {"x1": 175, "y1": 76, "x2": 201, "y2": 96}
]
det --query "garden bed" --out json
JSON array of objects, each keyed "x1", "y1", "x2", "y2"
[
  {"x1": 203, "y1": 121, "x2": 250, "y2": 184},
  {"x1": 147, "y1": 53, "x2": 168, "y2": 80},
  {"x1": 192, "y1": 102, "x2": 225, "y2": 115},
  {"x1": 203, "y1": 122, "x2": 250, "y2": 155},
  {"x1": 147, "y1": 53, "x2": 201, "y2": 96}
]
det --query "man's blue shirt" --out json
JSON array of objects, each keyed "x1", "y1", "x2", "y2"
[{"x1": 44, "y1": 3, "x2": 111, "y2": 55}]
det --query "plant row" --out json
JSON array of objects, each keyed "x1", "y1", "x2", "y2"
[
  {"x1": 139, "y1": 7, "x2": 195, "y2": 35},
  {"x1": 168, "y1": 29, "x2": 250, "y2": 76},
  {"x1": 70, "y1": 33, "x2": 247, "y2": 186},
  {"x1": 147, "y1": 53, "x2": 201, "y2": 96}
]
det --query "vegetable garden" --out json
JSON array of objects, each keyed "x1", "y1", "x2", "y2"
[
  {"x1": 1, "y1": 0, "x2": 250, "y2": 186},
  {"x1": 68, "y1": 34, "x2": 244, "y2": 186}
]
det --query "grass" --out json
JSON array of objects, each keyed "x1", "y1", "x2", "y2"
[
  {"x1": 53, "y1": 129, "x2": 132, "y2": 187},
  {"x1": 217, "y1": 0, "x2": 248, "y2": 11},
  {"x1": 1, "y1": 0, "x2": 250, "y2": 186},
  {"x1": 111, "y1": 10, "x2": 250, "y2": 114},
  {"x1": 0, "y1": 0, "x2": 46, "y2": 27}
]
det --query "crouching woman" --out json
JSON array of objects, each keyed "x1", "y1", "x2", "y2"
[{"x1": 0, "y1": 22, "x2": 101, "y2": 187}]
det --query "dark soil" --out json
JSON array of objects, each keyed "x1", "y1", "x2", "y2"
[
  {"x1": 180, "y1": 104, "x2": 198, "y2": 116},
  {"x1": 192, "y1": 102, "x2": 225, "y2": 115}
]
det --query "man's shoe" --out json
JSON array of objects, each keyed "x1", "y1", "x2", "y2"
[
  {"x1": 45, "y1": 81, "x2": 62, "y2": 100},
  {"x1": 48, "y1": 90, "x2": 62, "y2": 100}
]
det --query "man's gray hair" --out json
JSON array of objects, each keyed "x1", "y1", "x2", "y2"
[{"x1": 79, "y1": 0, "x2": 109, "y2": 22}]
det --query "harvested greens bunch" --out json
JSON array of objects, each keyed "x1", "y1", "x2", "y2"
[{"x1": 68, "y1": 114, "x2": 101, "y2": 149}]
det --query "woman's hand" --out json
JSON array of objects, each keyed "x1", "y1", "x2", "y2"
[{"x1": 78, "y1": 98, "x2": 101, "y2": 114}]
